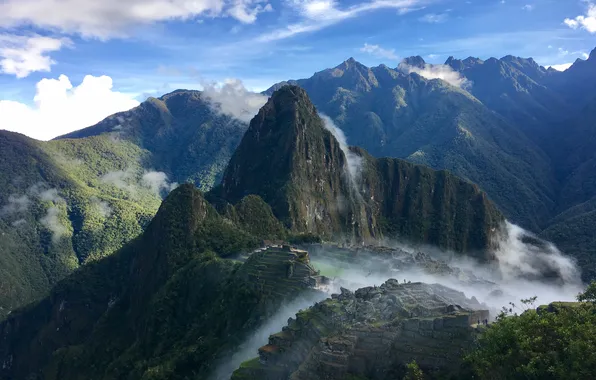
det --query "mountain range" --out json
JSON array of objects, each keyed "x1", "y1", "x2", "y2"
[
  {"x1": 0, "y1": 46, "x2": 595, "y2": 379},
  {"x1": 0, "y1": 86, "x2": 504, "y2": 380}
]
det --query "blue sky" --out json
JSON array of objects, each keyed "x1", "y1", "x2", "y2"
[{"x1": 1, "y1": 0, "x2": 596, "y2": 139}]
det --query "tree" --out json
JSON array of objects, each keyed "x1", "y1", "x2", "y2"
[
  {"x1": 465, "y1": 283, "x2": 596, "y2": 379},
  {"x1": 403, "y1": 360, "x2": 424, "y2": 380}
]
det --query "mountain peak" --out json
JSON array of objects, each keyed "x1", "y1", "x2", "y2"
[
  {"x1": 401, "y1": 55, "x2": 426, "y2": 68},
  {"x1": 336, "y1": 57, "x2": 368, "y2": 71},
  {"x1": 590, "y1": 47, "x2": 596, "y2": 60},
  {"x1": 219, "y1": 85, "x2": 365, "y2": 237}
]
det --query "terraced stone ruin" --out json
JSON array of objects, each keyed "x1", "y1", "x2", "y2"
[
  {"x1": 236, "y1": 245, "x2": 330, "y2": 298},
  {"x1": 232, "y1": 280, "x2": 489, "y2": 380}
]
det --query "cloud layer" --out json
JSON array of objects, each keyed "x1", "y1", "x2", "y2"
[
  {"x1": 0, "y1": 0, "x2": 273, "y2": 39},
  {"x1": 0, "y1": 74, "x2": 139, "y2": 140},
  {"x1": 202, "y1": 78, "x2": 268, "y2": 122},
  {"x1": 399, "y1": 62, "x2": 469, "y2": 88}
]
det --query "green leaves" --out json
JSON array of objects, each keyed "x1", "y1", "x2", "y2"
[{"x1": 466, "y1": 286, "x2": 596, "y2": 379}]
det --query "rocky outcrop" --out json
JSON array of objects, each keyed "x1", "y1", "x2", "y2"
[{"x1": 232, "y1": 280, "x2": 489, "y2": 380}]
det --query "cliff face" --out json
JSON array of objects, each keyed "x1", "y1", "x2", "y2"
[
  {"x1": 218, "y1": 85, "x2": 503, "y2": 255},
  {"x1": 220, "y1": 85, "x2": 374, "y2": 240},
  {"x1": 232, "y1": 280, "x2": 489, "y2": 380}
]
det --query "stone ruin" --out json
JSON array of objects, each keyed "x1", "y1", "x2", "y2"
[
  {"x1": 237, "y1": 245, "x2": 330, "y2": 299},
  {"x1": 232, "y1": 280, "x2": 489, "y2": 380}
]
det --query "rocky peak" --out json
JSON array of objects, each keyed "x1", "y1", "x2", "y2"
[
  {"x1": 218, "y1": 85, "x2": 370, "y2": 238},
  {"x1": 401, "y1": 55, "x2": 426, "y2": 69}
]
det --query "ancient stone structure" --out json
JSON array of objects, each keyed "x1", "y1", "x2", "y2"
[
  {"x1": 232, "y1": 280, "x2": 489, "y2": 380},
  {"x1": 237, "y1": 245, "x2": 329, "y2": 298}
]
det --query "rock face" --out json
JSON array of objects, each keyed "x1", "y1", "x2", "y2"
[
  {"x1": 232, "y1": 280, "x2": 489, "y2": 380},
  {"x1": 219, "y1": 85, "x2": 373, "y2": 240},
  {"x1": 217, "y1": 85, "x2": 503, "y2": 256}
]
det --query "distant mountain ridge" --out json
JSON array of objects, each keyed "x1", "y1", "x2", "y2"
[
  {"x1": 265, "y1": 48, "x2": 596, "y2": 279},
  {"x1": 265, "y1": 56, "x2": 557, "y2": 231},
  {"x1": 58, "y1": 89, "x2": 248, "y2": 191}
]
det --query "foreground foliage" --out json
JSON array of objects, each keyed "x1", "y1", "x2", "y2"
[{"x1": 466, "y1": 282, "x2": 596, "y2": 380}]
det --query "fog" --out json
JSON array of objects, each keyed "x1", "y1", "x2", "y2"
[
  {"x1": 211, "y1": 219, "x2": 585, "y2": 379},
  {"x1": 209, "y1": 291, "x2": 328, "y2": 380}
]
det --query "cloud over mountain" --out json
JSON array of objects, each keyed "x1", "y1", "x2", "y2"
[{"x1": 0, "y1": 74, "x2": 139, "y2": 140}]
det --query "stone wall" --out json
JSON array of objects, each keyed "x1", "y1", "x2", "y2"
[{"x1": 232, "y1": 280, "x2": 489, "y2": 380}]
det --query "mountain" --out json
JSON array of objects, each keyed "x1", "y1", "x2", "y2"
[
  {"x1": 545, "y1": 47, "x2": 596, "y2": 109},
  {"x1": 0, "y1": 184, "x2": 304, "y2": 380},
  {"x1": 0, "y1": 90, "x2": 252, "y2": 318},
  {"x1": 214, "y1": 85, "x2": 503, "y2": 256},
  {"x1": 58, "y1": 89, "x2": 248, "y2": 191},
  {"x1": 538, "y1": 97, "x2": 596, "y2": 280},
  {"x1": 445, "y1": 55, "x2": 569, "y2": 134},
  {"x1": 265, "y1": 61, "x2": 556, "y2": 231},
  {"x1": 0, "y1": 130, "x2": 161, "y2": 319}
]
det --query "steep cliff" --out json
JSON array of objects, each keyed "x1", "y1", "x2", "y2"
[{"x1": 217, "y1": 85, "x2": 503, "y2": 256}]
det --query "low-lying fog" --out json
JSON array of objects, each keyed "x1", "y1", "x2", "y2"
[{"x1": 210, "y1": 221, "x2": 585, "y2": 379}]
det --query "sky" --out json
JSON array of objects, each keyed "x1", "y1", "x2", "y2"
[{"x1": 1, "y1": 0, "x2": 596, "y2": 140}]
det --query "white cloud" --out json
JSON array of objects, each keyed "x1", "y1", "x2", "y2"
[
  {"x1": 0, "y1": 195, "x2": 31, "y2": 216},
  {"x1": 419, "y1": 13, "x2": 447, "y2": 23},
  {"x1": 40, "y1": 206, "x2": 68, "y2": 243},
  {"x1": 399, "y1": 62, "x2": 470, "y2": 88},
  {"x1": 202, "y1": 78, "x2": 268, "y2": 122},
  {"x1": 0, "y1": 0, "x2": 272, "y2": 39},
  {"x1": 582, "y1": 52, "x2": 590, "y2": 59},
  {"x1": 564, "y1": 3, "x2": 596, "y2": 33},
  {"x1": 228, "y1": 0, "x2": 274, "y2": 23},
  {"x1": 0, "y1": 74, "x2": 139, "y2": 141},
  {"x1": 546, "y1": 63, "x2": 573, "y2": 71},
  {"x1": 0, "y1": 34, "x2": 70, "y2": 78},
  {"x1": 522, "y1": 4, "x2": 533, "y2": 11},
  {"x1": 360, "y1": 43, "x2": 399, "y2": 61},
  {"x1": 258, "y1": 0, "x2": 430, "y2": 41},
  {"x1": 141, "y1": 171, "x2": 178, "y2": 195}
]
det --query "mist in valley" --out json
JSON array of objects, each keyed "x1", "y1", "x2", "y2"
[{"x1": 211, "y1": 218, "x2": 585, "y2": 379}]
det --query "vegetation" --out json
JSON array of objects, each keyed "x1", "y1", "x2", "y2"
[
  {"x1": 403, "y1": 360, "x2": 425, "y2": 380},
  {"x1": 466, "y1": 282, "x2": 596, "y2": 379},
  {"x1": 0, "y1": 185, "x2": 292, "y2": 380},
  {"x1": 217, "y1": 85, "x2": 502, "y2": 254}
]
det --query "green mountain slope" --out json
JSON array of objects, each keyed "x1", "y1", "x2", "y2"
[
  {"x1": 265, "y1": 61, "x2": 554, "y2": 231},
  {"x1": 58, "y1": 89, "x2": 248, "y2": 191},
  {"x1": 445, "y1": 55, "x2": 569, "y2": 133},
  {"x1": 216, "y1": 86, "x2": 503, "y2": 256},
  {"x1": 0, "y1": 90, "x2": 252, "y2": 318},
  {"x1": 0, "y1": 131, "x2": 162, "y2": 319},
  {"x1": 0, "y1": 185, "x2": 315, "y2": 380}
]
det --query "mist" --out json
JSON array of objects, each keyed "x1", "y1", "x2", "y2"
[
  {"x1": 209, "y1": 291, "x2": 328, "y2": 380},
  {"x1": 202, "y1": 79, "x2": 268, "y2": 123},
  {"x1": 141, "y1": 170, "x2": 178, "y2": 196},
  {"x1": 399, "y1": 62, "x2": 470, "y2": 88},
  {"x1": 320, "y1": 114, "x2": 362, "y2": 183},
  {"x1": 90, "y1": 196, "x2": 112, "y2": 218},
  {"x1": 210, "y1": 219, "x2": 585, "y2": 379},
  {"x1": 101, "y1": 168, "x2": 177, "y2": 198}
]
